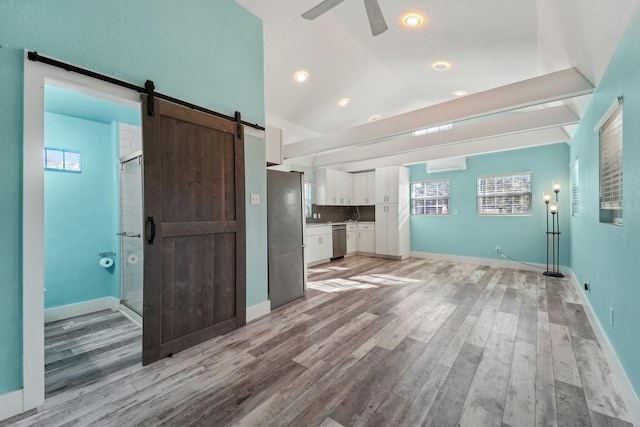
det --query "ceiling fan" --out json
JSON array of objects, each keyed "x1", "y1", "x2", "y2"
[{"x1": 302, "y1": 0, "x2": 388, "y2": 36}]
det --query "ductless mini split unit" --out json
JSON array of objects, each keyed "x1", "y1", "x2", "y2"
[{"x1": 426, "y1": 156, "x2": 467, "y2": 174}]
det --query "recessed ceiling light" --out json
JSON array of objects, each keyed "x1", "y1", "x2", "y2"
[
  {"x1": 402, "y1": 13, "x2": 424, "y2": 27},
  {"x1": 369, "y1": 114, "x2": 381, "y2": 122},
  {"x1": 453, "y1": 90, "x2": 467, "y2": 97},
  {"x1": 432, "y1": 61, "x2": 451, "y2": 70},
  {"x1": 337, "y1": 97, "x2": 350, "y2": 107},
  {"x1": 294, "y1": 71, "x2": 309, "y2": 83}
]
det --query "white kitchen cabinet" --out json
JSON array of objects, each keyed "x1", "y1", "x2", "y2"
[
  {"x1": 265, "y1": 125, "x2": 282, "y2": 165},
  {"x1": 306, "y1": 225, "x2": 333, "y2": 264},
  {"x1": 375, "y1": 166, "x2": 410, "y2": 258},
  {"x1": 375, "y1": 166, "x2": 401, "y2": 204},
  {"x1": 357, "y1": 222, "x2": 375, "y2": 253},
  {"x1": 316, "y1": 168, "x2": 355, "y2": 205},
  {"x1": 375, "y1": 204, "x2": 400, "y2": 256},
  {"x1": 354, "y1": 171, "x2": 375, "y2": 205},
  {"x1": 346, "y1": 223, "x2": 357, "y2": 254}
]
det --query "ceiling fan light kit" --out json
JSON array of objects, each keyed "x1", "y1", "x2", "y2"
[{"x1": 302, "y1": 0, "x2": 389, "y2": 36}]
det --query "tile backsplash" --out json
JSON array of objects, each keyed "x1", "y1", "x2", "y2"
[{"x1": 307, "y1": 204, "x2": 375, "y2": 223}]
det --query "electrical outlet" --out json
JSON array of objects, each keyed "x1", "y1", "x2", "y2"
[
  {"x1": 318, "y1": 213, "x2": 321, "y2": 219},
  {"x1": 495, "y1": 245, "x2": 501, "y2": 253}
]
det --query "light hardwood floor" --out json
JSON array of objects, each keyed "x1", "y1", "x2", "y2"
[
  {"x1": 44, "y1": 310, "x2": 142, "y2": 398},
  {"x1": 2, "y1": 256, "x2": 635, "y2": 426}
]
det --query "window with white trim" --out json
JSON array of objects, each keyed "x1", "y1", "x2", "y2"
[
  {"x1": 477, "y1": 172, "x2": 532, "y2": 215},
  {"x1": 598, "y1": 99, "x2": 623, "y2": 226},
  {"x1": 571, "y1": 158, "x2": 580, "y2": 217},
  {"x1": 411, "y1": 179, "x2": 450, "y2": 215}
]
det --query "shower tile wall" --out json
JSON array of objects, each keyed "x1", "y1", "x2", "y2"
[{"x1": 119, "y1": 123, "x2": 143, "y2": 315}]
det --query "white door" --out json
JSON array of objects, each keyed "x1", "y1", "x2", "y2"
[
  {"x1": 386, "y1": 204, "x2": 400, "y2": 256},
  {"x1": 375, "y1": 168, "x2": 387, "y2": 204},
  {"x1": 365, "y1": 171, "x2": 376, "y2": 205}
]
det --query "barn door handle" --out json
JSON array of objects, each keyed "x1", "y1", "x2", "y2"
[{"x1": 146, "y1": 216, "x2": 156, "y2": 245}]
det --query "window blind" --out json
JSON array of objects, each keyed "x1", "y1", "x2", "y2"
[
  {"x1": 571, "y1": 158, "x2": 579, "y2": 217},
  {"x1": 477, "y1": 172, "x2": 532, "y2": 215},
  {"x1": 411, "y1": 179, "x2": 450, "y2": 215},
  {"x1": 599, "y1": 105, "x2": 623, "y2": 214}
]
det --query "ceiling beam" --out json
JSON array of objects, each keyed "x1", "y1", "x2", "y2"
[
  {"x1": 333, "y1": 127, "x2": 570, "y2": 172},
  {"x1": 306, "y1": 105, "x2": 578, "y2": 168},
  {"x1": 283, "y1": 68, "x2": 592, "y2": 159}
]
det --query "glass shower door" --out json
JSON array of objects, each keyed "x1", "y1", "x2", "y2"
[{"x1": 120, "y1": 154, "x2": 144, "y2": 316}]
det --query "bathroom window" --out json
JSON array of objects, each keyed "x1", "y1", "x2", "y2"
[
  {"x1": 45, "y1": 148, "x2": 82, "y2": 172},
  {"x1": 477, "y1": 172, "x2": 532, "y2": 215},
  {"x1": 411, "y1": 179, "x2": 450, "y2": 215}
]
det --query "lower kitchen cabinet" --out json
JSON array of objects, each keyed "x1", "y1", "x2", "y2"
[
  {"x1": 357, "y1": 222, "x2": 375, "y2": 254},
  {"x1": 306, "y1": 225, "x2": 333, "y2": 265},
  {"x1": 346, "y1": 223, "x2": 357, "y2": 254}
]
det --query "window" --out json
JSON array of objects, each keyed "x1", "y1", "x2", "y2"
[
  {"x1": 411, "y1": 179, "x2": 450, "y2": 215},
  {"x1": 571, "y1": 158, "x2": 580, "y2": 217},
  {"x1": 44, "y1": 147, "x2": 82, "y2": 172},
  {"x1": 304, "y1": 181, "x2": 313, "y2": 217},
  {"x1": 477, "y1": 172, "x2": 532, "y2": 215},
  {"x1": 598, "y1": 98, "x2": 623, "y2": 226}
]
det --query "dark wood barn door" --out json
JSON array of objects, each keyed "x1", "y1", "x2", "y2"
[{"x1": 141, "y1": 96, "x2": 246, "y2": 365}]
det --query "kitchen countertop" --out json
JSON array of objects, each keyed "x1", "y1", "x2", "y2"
[{"x1": 306, "y1": 220, "x2": 373, "y2": 227}]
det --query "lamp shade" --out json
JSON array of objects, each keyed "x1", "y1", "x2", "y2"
[
  {"x1": 552, "y1": 181, "x2": 561, "y2": 193},
  {"x1": 550, "y1": 204, "x2": 558, "y2": 213},
  {"x1": 543, "y1": 192, "x2": 551, "y2": 203}
]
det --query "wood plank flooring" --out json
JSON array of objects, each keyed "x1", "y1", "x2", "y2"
[
  {"x1": 44, "y1": 310, "x2": 142, "y2": 398},
  {"x1": 3, "y1": 256, "x2": 635, "y2": 426}
]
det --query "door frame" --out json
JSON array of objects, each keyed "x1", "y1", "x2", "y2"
[{"x1": 22, "y1": 52, "x2": 142, "y2": 412}]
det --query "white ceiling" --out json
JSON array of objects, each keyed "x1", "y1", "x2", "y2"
[{"x1": 236, "y1": 0, "x2": 639, "y2": 170}]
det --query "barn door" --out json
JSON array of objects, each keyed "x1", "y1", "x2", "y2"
[{"x1": 141, "y1": 95, "x2": 246, "y2": 365}]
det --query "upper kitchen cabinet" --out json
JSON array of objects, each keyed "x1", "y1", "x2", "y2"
[
  {"x1": 354, "y1": 171, "x2": 375, "y2": 205},
  {"x1": 375, "y1": 166, "x2": 401, "y2": 204},
  {"x1": 265, "y1": 125, "x2": 282, "y2": 166},
  {"x1": 316, "y1": 168, "x2": 354, "y2": 206}
]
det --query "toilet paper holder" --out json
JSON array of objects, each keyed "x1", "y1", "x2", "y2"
[{"x1": 99, "y1": 251, "x2": 116, "y2": 257}]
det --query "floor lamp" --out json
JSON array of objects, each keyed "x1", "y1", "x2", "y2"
[{"x1": 543, "y1": 181, "x2": 564, "y2": 277}]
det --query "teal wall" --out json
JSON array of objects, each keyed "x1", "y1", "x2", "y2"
[
  {"x1": 0, "y1": 0, "x2": 265, "y2": 396},
  {"x1": 245, "y1": 134, "x2": 268, "y2": 307},
  {"x1": 0, "y1": 47, "x2": 24, "y2": 395},
  {"x1": 409, "y1": 144, "x2": 570, "y2": 266},
  {"x1": 569, "y1": 8, "x2": 640, "y2": 395},
  {"x1": 44, "y1": 113, "x2": 120, "y2": 309}
]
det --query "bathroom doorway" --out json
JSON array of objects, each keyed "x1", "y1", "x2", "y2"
[{"x1": 42, "y1": 81, "x2": 144, "y2": 397}]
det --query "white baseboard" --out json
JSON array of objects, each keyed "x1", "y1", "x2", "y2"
[
  {"x1": 247, "y1": 300, "x2": 271, "y2": 322},
  {"x1": 44, "y1": 297, "x2": 120, "y2": 323},
  {"x1": 119, "y1": 304, "x2": 142, "y2": 327},
  {"x1": 567, "y1": 269, "x2": 640, "y2": 422},
  {"x1": 0, "y1": 389, "x2": 24, "y2": 422},
  {"x1": 410, "y1": 251, "x2": 570, "y2": 274}
]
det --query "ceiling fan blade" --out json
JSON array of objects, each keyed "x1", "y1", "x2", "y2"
[
  {"x1": 302, "y1": 0, "x2": 346, "y2": 20},
  {"x1": 363, "y1": 0, "x2": 388, "y2": 36}
]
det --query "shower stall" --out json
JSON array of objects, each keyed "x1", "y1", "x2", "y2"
[{"x1": 119, "y1": 150, "x2": 144, "y2": 318}]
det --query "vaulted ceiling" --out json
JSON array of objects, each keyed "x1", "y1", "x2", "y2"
[{"x1": 236, "y1": 0, "x2": 639, "y2": 171}]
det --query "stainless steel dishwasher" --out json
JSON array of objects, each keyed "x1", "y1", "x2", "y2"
[{"x1": 331, "y1": 224, "x2": 347, "y2": 259}]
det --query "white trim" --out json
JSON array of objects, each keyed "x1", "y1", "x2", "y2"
[
  {"x1": 567, "y1": 269, "x2": 640, "y2": 422},
  {"x1": 44, "y1": 297, "x2": 119, "y2": 323},
  {"x1": 247, "y1": 300, "x2": 271, "y2": 322},
  {"x1": 23, "y1": 53, "x2": 46, "y2": 411},
  {"x1": 0, "y1": 389, "x2": 24, "y2": 422},
  {"x1": 244, "y1": 125, "x2": 265, "y2": 139},
  {"x1": 594, "y1": 96, "x2": 623, "y2": 132},
  {"x1": 410, "y1": 251, "x2": 570, "y2": 275},
  {"x1": 23, "y1": 52, "x2": 142, "y2": 414},
  {"x1": 119, "y1": 304, "x2": 143, "y2": 327}
]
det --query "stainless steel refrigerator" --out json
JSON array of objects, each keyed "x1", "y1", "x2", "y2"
[{"x1": 267, "y1": 170, "x2": 306, "y2": 309}]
